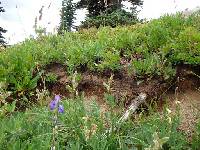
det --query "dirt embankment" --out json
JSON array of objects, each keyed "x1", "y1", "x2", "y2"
[
  {"x1": 44, "y1": 63, "x2": 200, "y2": 138},
  {"x1": 44, "y1": 63, "x2": 169, "y2": 105},
  {"x1": 45, "y1": 63, "x2": 199, "y2": 102}
]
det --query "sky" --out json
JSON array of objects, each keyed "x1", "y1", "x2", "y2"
[{"x1": 1, "y1": 0, "x2": 200, "y2": 45}]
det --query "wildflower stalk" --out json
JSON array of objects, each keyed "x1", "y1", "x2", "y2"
[
  {"x1": 51, "y1": 110, "x2": 58, "y2": 150},
  {"x1": 49, "y1": 95, "x2": 64, "y2": 150}
]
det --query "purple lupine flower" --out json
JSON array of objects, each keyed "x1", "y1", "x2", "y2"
[
  {"x1": 54, "y1": 95, "x2": 61, "y2": 103},
  {"x1": 49, "y1": 95, "x2": 60, "y2": 110},
  {"x1": 58, "y1": 105, "x2": 64, "y2": 113},
  {"x1": 49, "y1": 95, "x2": 64, "y2": 113},
  {"x1": 49, "y1": 100, "x2": 57, "y2": 110}
]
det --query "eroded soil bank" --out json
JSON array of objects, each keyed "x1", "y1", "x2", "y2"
[{"x1": 44, "y1": 63, "x2": 199, "y2": 101}]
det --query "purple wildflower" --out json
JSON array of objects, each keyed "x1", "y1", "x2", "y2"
[
  {"x1": 54, "y1": 95, "x2": 61, "y2": 102},
  {"x1": 58, "y1": 105, "x2": 64, "y2": 113},
  {"x1": 49, "y1": 100, "x2": 57, "y2": 110},
  {"x1": 49, "y1": 95, "x2": 64, "y2": 113}
]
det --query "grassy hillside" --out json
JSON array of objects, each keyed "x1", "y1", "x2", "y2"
[
  {"x1": 1, "y1": 13, "x2": 200, "y2": 93},
  {"x1": 0, "y1": 97, "x2": 192, "y2": 150},
  {"x1": 0, "y1": 12, "x2": 200, "y2": 149}
]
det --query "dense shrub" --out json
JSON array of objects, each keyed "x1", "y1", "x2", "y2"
[{"x1": 0, "y1": 12, "x2": 200, "y2": 92}]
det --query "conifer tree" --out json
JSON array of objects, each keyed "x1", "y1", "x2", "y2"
[
  {"x1": 77, "y1": 0, "x2": 143, "y2": 17},
  {"x1": 77, "y1": 0, "x2": 143, "y2": 29},
  {"x1": 58, "y1": 0, "x2": 76, "y2": 33}
]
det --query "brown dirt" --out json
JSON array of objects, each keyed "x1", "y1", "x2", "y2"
[
  {"x1": 78, "y1": 72, "x2": 106, "y2": 100},
  {"x1": 43, "y1": 63, "x2": 200, "y2": 138},
  {"x1": 45, "y1": 63, "x2": 69, "y2": 85},
  {"x1": 175, "y1": 64, "x2": 200, "y2": 91},
  {"x1": 166, "y1": 89, "x2": 200, "y2": 140},
  {"x1": 160, "y1": 64, "x2": 200, "y2": 139},
  {"x1": 5, "y1": 62, "x2": 199, "y2": 116},
  {"x1": 43, "y1": 63, "x2": 169, "y2": 112},
  {"x1": 44, "y1": 63, "x2": 199, "y2": 104},
  {"x1": 44, "y1": 63, "x2": 70, "y2": 97}
]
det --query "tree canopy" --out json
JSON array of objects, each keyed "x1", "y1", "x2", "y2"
[
  {"x1": 78, "y1": 0, "x2": 143, "y2": 29},
  {"x1": 77, "y1": 0, "x2": 143, "y2": 17},
  {"x1": 58, "y1": 0, "x2": 76, "y2": 33}
]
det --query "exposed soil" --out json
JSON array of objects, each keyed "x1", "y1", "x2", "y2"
[
  {"x1": 43, "y1": 63, "x2": 200, "y2": 100},
  {"x1": 175, "y1": 64, "x2": 200, "y2": 91},
  {"x1": 44, "y1": 63, "x2": 70, "y2": 97},
  {"x1": 5, "y1": 63, "x2": 200, "y2": 124},
  {"x1": 162, "y1": 65, "x2": 200, "y2": 139},
  {"x1": 165, "y1": 89, "x2": 200, "y2": 140},
  {"x1": 32, "y1": 63, "x2": 200, "y2": 137},
  {"x1": 44, "y1": 63, "x2": 169, "y2": 107}
]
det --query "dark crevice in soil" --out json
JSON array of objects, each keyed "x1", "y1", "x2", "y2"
[{"x1": 175, "y1": 64, "x2": 200, "y2": 91}]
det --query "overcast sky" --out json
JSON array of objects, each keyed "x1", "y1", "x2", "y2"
[{"x1": 1, "y1": 0, "x2": 200, "y2": 45}]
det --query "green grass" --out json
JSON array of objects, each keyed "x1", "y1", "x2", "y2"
[
  {"x1": 0, "y1": 97, "x2": 194, "y2": 150},
  {"x1": 191, "y1": 119, "x2": 200, "y2": 149}
]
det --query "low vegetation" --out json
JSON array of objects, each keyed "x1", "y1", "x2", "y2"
[
  {"x1": 0, "y1": 11, "x2": 200, "y2": 149},
  {"x1": 0, "y1": 97, "x2": 196, "y2": 149}
]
